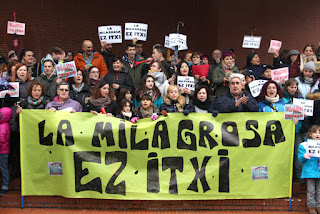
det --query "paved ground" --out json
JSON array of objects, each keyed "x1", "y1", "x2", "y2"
[{"x1": 0, "y1": 208, "x2": 308, "y2": 214}]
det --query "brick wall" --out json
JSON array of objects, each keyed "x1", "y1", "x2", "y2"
[{"x1": 0, "y1": 0, "x2": 319, "y2": 68}]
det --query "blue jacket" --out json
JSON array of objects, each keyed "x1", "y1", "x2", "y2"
[
  {"x1": 215, "y1": 90, "x2": 259, "y2": 113},
  {"x1": 282, "y1": 92, "x2": 303, "y2": 133},
  {"x1": 134, "y1": 97, "x2": 163, "y2": 110},
  {"x1": 298, "y1": 142, "x2": 320, "y2": 179},
  {"x1": 258, "y1": 99, "x2": 285, "y2": 112}
]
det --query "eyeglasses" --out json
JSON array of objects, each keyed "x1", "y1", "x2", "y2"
[
  {"x1": 90, "y1": 70, "x2": 100, "y2": 74},
  {"x1": 59, "y1": 88, "x2": 69, "y2": 92},
  {"x1": 192, "y1": 56, "x2": 200, "y2": 59}
]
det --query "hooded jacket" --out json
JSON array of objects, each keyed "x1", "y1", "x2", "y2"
[
  {"x1": 0, "y1": 107, "x2": 13, "y2": 154},
  {"x1": 160, "y1": 95, "x2": 186, "y2": 113}
]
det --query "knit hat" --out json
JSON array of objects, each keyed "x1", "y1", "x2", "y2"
[
  {"x1": 8, "y1": 50, "x2": 16, "y2": 58},
  {"x1": 229, "y1": 73, "x2": 245, "y2": 82},
  {"x1": 202, "y1": 54, "x2": 209, "y2": 60},
  {"x1": 222, "y1": 51, "x2": 233, "y2": 60},
  {"x1": 303, "y1": 61, "x2": 315, "y2": 72},
  {"x1": 246, "y1": 53, "x2": 257, "y2": 67},
  {"x1": 288, "y1": 49, "x2": 299, "y2": 56}
]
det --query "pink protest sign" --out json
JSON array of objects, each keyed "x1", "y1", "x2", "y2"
[
  {"x1": 268, "y1": 40, "x2": 282, "y2": 53},
  {"x1": 271, "y1": 67, "x2": 289, "y2": 82},
  {"x1": 7, "y1": 21, "x2": 25, "y2": 35}
]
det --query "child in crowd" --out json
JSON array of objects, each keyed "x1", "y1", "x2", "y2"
[
  {"x1": 118, "y1": 87, "x2": 133, "y2": 109},
  {"x1": 262, "y1": 65, "x2": 272, "y2": 80},
  {"x1": 116, "y1": 99, "x2": 133, "y2": 121},
  {"x1": 0, "y1": 107, "x2": 13, "y2": 195},
  {"x1": 160, "y1": 85, "x2": 193, "y2": 116},
  {"x1": 298, "y1": 125, "x2": 320, "y2": 214},
  {"x1": 131, "y1": 94, "x2": 159, "y2": 123}
]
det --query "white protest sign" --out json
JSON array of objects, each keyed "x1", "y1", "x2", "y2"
[
  {"x1": 7, "y1": 21, "x2": 25, "y2": 35},
  {"x1": 165, "y1": 35, "x2": 188, "y2": 51},
  {"x1": 242, "y1": 35, "x2": 261, "y2": 49},
  {"x1": 98, "y1": 26, "x2": 122, "y2": 44},
  {"x1": 56, "y1": 61, "x2": 77, "y2": 79},
  {"x1": 0, "y1": 82, "x2": 19, "y2": 98},
  {"x1": 307, "y1": 139, "x2": 320, "y2": 157},
  {"x1": 248, "y1": 80, "x2": 267, "y2": 97},
  {"x1": 271, "y1": 67, "x2": 289, "y2": 83},
  {"x1": 177, "y1": 76, "x2": 195, "y2": 91},
  {"x1": 293, "y1": 98, "x2": 314, "y2": 116},
  {"x1": 268, "y1": 40, "x2": 282, "y2": 53},
  {"x1": 169, "y1": 33, "x2": 187, "y2": 48},
  {"x1": 125, "y1": 23, "x2": 148, "y2": 41},
  {"x1": 284, "y1": 104, "x2": 304, "y2": 120}
]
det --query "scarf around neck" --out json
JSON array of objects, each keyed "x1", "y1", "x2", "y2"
[
  {"x1": 193, "y1": 98, "x2": 211, "y2": 110},
  {"x1": 89, "y1": 96, "x2": 111, "y2": 109},
  {"x1": 28, "y1": 96, "x2": 44, "y2": 106},
  {"x1": 72, "y1": 83, "x2": 85, "y2": 93},
  {"x1": 265, "y1": 94, "x2": 279, "y2": 103}
]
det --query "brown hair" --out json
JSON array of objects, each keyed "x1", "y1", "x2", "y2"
[
  {"x1": 307, "y1": 125, "x2": 320, "y2": 139},
  {"x1": 10, "y1": 63, "x2": 32, "y2": 82},
  {"x1": 303, "y1": 44, "x2": 315, "y2": 54},
  {"x1": 27, "y1": 81, "x2": 46, "y2": 97},
  {"x1": 7, "y1": 59, "x2": 19, "y2": 75},
  {"x1": 91, "y1": 80, "x2": 115, "y2": 100},
  {"x1": 282, "y1": 78, "x2": 300, "y2": 95}
]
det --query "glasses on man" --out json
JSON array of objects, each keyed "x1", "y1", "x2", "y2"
[{"x1": 59, "y1": 88, "x2": 69, "y2": 92}]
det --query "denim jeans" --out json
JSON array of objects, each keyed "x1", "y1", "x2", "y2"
[
  {"x1": 0, "y1": 154, "x2": 9, "y2": 190},
  {"x1": 307, "y1": 178, "x2": 320, "y2": 208}
]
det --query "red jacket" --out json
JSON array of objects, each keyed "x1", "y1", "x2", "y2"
[
  {"x1": 74, "y1": 52, "x2": 108, "y2": 78},
  {"x1": 0, "y1": 107, "x2": 13, "y2": 154}
]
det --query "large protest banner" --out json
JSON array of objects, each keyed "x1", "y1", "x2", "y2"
[{"x1": 20, "y1": 110, "x2": 294, "y2": 200}]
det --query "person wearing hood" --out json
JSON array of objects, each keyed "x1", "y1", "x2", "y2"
[
  {"x1": 243, "y1": 53, "x2": 269, "y2": 80},
  {"x1": 103, "y1": 57, "x2": 134, "y2": 98},
  {"x1": 74, "y1": 40, "x2": 108, "y2": 78},
  {"x1": 19, "y1": 49, "x2": 40, "y2": 78},
  {"x1": 0, "y1": 107, "x2": 13, "y2": 195},
  {"x1": 40, "y1": 45, "x2": 65, "y2": 74},
  {"x1": 295, "y1": 61, "x2": 319, "y2": 98},
  {"x1": 35, "y1": 59, "x2": 63, "y2": 100},
  {"x1": 45, "y1": 82, "x2": 82, "y2": 112}
]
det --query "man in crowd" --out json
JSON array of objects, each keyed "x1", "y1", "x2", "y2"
[
  {"x1": 35, "y1": 59, "x2": 62, "y2": 100},
  {"x1": 40, "y1": 45, "x2": 65, "y2": 73},
  {"x1": 135, "y1": 40, "x2": 145, "y2": 60},
  {"x1": 99, "y1": 41, "x2": 115, "y2": 71},
  {"x1": 211, "y1": 49, "x2": 222, "y2": 70},
  {"x1": 20, "y1": 49, "x2": 41, "y2": 78},
  {"x1": 215, "y1": 73, "x2": 259, "y2": 113},
  {"x1": 74, "y1": 40, "x2": 108, "y2": 78}
]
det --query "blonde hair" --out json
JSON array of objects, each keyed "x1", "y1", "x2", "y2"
[{"x1": 166, "y1": 85, "x2": 180, "y2": 95}]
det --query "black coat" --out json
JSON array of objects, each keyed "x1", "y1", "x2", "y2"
[
  {"x1": 99, "y1": 51, "x2": 115, "y2": 71},
  {"x1": 215, "y1": 90, "x2": 259, "y2": 113},
  {"x1": 85, "y1": 100, "x2": 118, "y2": 116},
  {"x1": 69, "y1": 83, "x2": 91, "y2": 112},
  {"x1": 103, "y1": 69, "x2": 134, "y2": 93}
]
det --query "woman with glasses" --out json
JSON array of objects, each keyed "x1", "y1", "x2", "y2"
[
  {"x1": 86, "y1": 66, "x2": 100, "y2": 88},
  {"x1": 45, "y1": 82, "x2": 82, "y2": 112}
]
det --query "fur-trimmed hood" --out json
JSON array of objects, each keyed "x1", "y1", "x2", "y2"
[
  {"x1": 306, "y1": 92, "x2": 320, "y2": 101},
  {"x1": 162, "y1": 95, "x2": 186, "y2": 112}
]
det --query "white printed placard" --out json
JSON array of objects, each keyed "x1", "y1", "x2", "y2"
[
  {"x1": 56, "y1": 61, "x2": 77, "y2": 78},
  {"x1": 0, "y1": 82, "x2": 19, "y2": 98},
  {"x1": 271, "y1": 67, "x2": 289, "y2": 83},
  {"x1": 284, "y1": 104, "x2": 304, "y2": 120},
  {"x1": 125, "y1": 23, "x2": 148, "y2": 41},
  {"x1": 293, "y1": 98, "x2": 314, "y2": 116},
  {"x1": 7, "y1": 21, "x2": 25, "y2": 35},
  {"x1": 165, "y1": 35, "x2": 188, "y2": 51},
  {"x1": 307, "y1": 140, "x2": 320, "y2": 157},
  {"x1": 169, "y1": 33, "x2": 187, "y2": 47},
  {"x1": 98, "y1": 25, "x2": 122, "y2": 44},
  {"x1": 248, "y1": 80, "x2": 267, "y2": 97},
  {"x1": 268, "y1": 40, "x2": 282, "y2": 53},
  {"x1": 177, "y1": 76, "x2": 195, "y2": 91},
  {"x1": 242, "y1": 35, "x2": 261, "y2": 49}
]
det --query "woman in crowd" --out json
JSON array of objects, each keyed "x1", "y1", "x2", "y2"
[
  {"x1": 175, "y1": 61, "x2": 193, "y2": 104},
  {"x1": 117, "y1": 87, "x2": 133, "y2": 108},
  {"x1": 69, "y1": 70, "x2": 91, "y2": 111},
  {"x1": 212, "y1": 51, "x2": 240, "y2": 97},
  {"x1": 45, "y1": 82, "x2": 82, "y2": 112},
  {"x1": 148, "y1": 61, "x2": 170, "y2": 96},
  {"x1": 295, "y1": 61, "x2": 319, "y2": 98},
  {"x1": 243, "y1": 53, "x2": 268, "y2": 80},
  {"x1": 134, "y1": 75, "x2": 163, "y2": 109},
  {"x1": 16, "y1": 81, "x2": 50, "y2": 113},
  {"x1": 10, "y1": 63, "x2": 32, "y2": 99},
  {"x1": 257, "y1": 80, "x2": 285, "y2": 112},
  {"x1": 191, "y1": 52, "x2": 212, "y2": 88},
  {"x1": 299, "y1": 44, "x2": 317, "y2": 71},
  {"x1": 103, "y1": 57, "x2": 134, "y2": 97},
  {"x1": 86, "y1": 66, "x2": 100, "y2": 88},
  {"x1": 188, "y1": 85, "x2": 218, "y2": 116},
  {"x1": 85, "y1": 80, "x2": 118, "y2": 115},
  {"x1": 6, "y1": 59, "x2": 19, "y2": 81}
]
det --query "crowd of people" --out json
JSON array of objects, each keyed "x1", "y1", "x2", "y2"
[{"x1": 1, "y1": 40, "x2": 320, "y2": 213}]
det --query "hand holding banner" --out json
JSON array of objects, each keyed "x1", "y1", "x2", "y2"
[
  {"x1": 192, "y1": 64, "x2": 209, "y2": 78},
  {"x1": 268, "y1": 40, "x2": 282, "y2": 53},
  {"x1": 271, "y1": 67, "x2": 289, "y2": 83},
  {"x1": 56, "y1": 61, "x2": 77, "y2": 78}
]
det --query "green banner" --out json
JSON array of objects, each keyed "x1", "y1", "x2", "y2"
[{"x1": 20, "y1": 110, "x2": 294, "y2": 200}]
